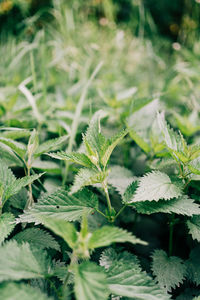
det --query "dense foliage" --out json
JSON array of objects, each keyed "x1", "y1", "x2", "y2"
[{"x1": 1, "y1": 0, "x2": 200, "y2": 299}]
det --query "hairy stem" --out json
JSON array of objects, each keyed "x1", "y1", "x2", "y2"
[{"x1": 102, "y1": 181, "x2": 112, "y2": 214}]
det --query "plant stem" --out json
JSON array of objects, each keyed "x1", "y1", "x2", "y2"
[
  {"x1": 25, "y1": 167, "x2": 34, "y2": 209},
  {"x1": 168, "y1": 214, "x2": 175, "y2": 256},
  {"x1": 62, "y1": 61, "x2": 103, "y2": 185},
  {"x1": 114, "y1": 205, "x2": 127, "y2": 220},
  {"x1": 102, "y1": 180, "x2": 112, "y2": 216}
]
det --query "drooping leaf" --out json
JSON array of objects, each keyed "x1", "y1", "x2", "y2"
[
  {"x1": 74, "y1": 261, "x2": 109, "y2": 300},
  {"x1": 0, "y1": 240, "x2": 51, "y2": 282},
  {"x1": 88, "y1": 225, "x2": 147, "y2": 249},
  {"x1": 0, "y1": 213, "x2": 15, "y2": 244},
  {"x1": 187, "y1": 216, "x2": 200, "y2": 242},
  {"x1": 132, "y1": 196, "x2": 200, "y2": 216},
  {"x1": 48, "y1": 151, "x2": 93, "y2": 168},
  {"x1": 0, "y1": 282, "x2": 52, "y2": 300},
  {"x1": 100, "y1": 249, "x2": 170, "y2": 300},
  {"x1": 36, "y1": 216, "x2": 77, "y2": 249},
  {"x1": 34, "y1": 135, "x2": 68, "y2": 156},
  {"x1": 0, "y1": 137, "x2": 26, "y2": 157},
  {"x1": 129, "y1": 171, "x2": 182, "y2": 202},
  {"x1": 17, "y1": 188, "x2": 98, "y2": 223},
  {"x1": 14, "y1": 227, "x2": 61, "y2": 251},
  {"x1": 70, "y1": 168, "x2": 106, "y2": 194},
  {"x1": 152, "y1": 250, "x2": 186, "y2": 292}
]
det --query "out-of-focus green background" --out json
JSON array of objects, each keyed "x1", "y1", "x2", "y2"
[
  {"x1": 0, "y1": 0, "x2": 199, "y2": 44},
  {"x1": 0, "y1": 0, "x2": 200, "y2": 132}
]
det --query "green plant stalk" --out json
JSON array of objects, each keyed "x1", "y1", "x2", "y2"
[
  {"x1": 62, "y1": 61, "x2": 103, "y2": 185},
  {"x1": 25, "y1": 166, "x2": 34, "y2": 209},
  {"x1": 30, "y1": 51, "x2": 37, "y2": 94},
  {"x1": 102, "y1": 180, "x2": 113, "y2": 222},
  {"x1": 168, "y1": 214, "x2": 175, "y2": 256}
]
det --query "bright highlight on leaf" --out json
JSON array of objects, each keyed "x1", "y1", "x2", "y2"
[
  {"x1": 130, "y1": 171, "x2": 182, "y2": 202},
  {"x1": 152, "y1": 250, "x2": 187, "y2": 292}
]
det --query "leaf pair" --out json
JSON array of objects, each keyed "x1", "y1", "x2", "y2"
[
  {"x1": 48, "y1": 110, "x2": 128, "y2": 193},
  {"x1": 0, "y1": 160, "x2": 43, "y2": 209}
]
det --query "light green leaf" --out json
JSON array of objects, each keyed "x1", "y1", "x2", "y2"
[
  {"x1": 157, "y1": 112, "x2": 181, "y2": 152},
  {"x1": 0, "y1": 160, "x2": 44, "y2": 205},
  {"x1": 27, "y1": 130, "x2": 39, "y2": 162},
  {"x1": 131, "y1": 195, "x2": 200, "y2": 216},
  {"x1": 48, "y1": 151, "x2": 93, "y2": 168},
  {"x1": 130, "y1": 171, "x2": 182, "y2": 202},
  {"x1": 34, "y1": 135, "x2": 68, "y2": 156},
  {"x1": 0, "y1": 240, "x2": 51, "y2": 282},
  {"x1": 37, "y1": 216, "x2": 77, "y2": 249},
  {"x1": 74, "y1": 261, "x2": 109, "y2": 300},
  {"x1": 70, "y1": 168, "x2": 106, "y2": 194},
  {"x1": 108, "y1": 165, "x2": 136, "y2": 196},
  {"x1": 129, "y1": 128, "x2": 151, "y2": 154},
  {"x1": 88, "y1": 226, "x2": 147, "y2": 249},
  {"x1": 187, "y1": 216, "x2": 200, "y2": 242},
  {"x1": 152, "y1": 250, "x2": 186, "y2": 292},
  {"x1": 14, "y1": 227, "x2": 61, "y2": 251},
  {"x1": 0, "y1": 213, "x2": 15, "y2": 244},
  {"x1": 17, "y1": 188, "x2": 98, "y2": 223},
  {"x1": 0, "y1": 127, "x2": 30, "y2": 139},
  {"x1": 100, "y1": 249, "x2": 170, "y2": 300},
  {"x1": 0, "y1": 137, "x2": 26, "y2": 157},
  {"x1": 188, "y1": 157, "x2": 200, "y2": 175},
  {"x1": 0, "y1": 282, "x2": 52, "y2": 300},
  {"x1": 101, "y1": 128, "x2": 128, "y2": 167}
]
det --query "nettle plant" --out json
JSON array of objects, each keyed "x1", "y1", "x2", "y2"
[{"x1": 1, "y1": 107, "x2": 200, "y2": 299}]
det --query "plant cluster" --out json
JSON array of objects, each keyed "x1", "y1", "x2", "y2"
[{"x1": 1, "y1": 1, "x2": 200, "y2": 300}]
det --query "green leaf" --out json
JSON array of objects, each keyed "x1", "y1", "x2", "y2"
[
  {"x1": 74, "y1": 261, "x2": 109, "y2": 300},
  {"x1": 188, "y1": 157, "x2": 200, "y2": 175},
  {"x1": 8, "y1": 173, "x2": 44, "y2": 200},
  {"x1": 157, "y1": 112, "x2": 181, "y2": 152},
  {"x1": 34, "y1": 135, "x2": 68, "y2": 156},
  {"x1": 70, "y1": 168, "x2": 106, "y2": 194},
  {"x1": 129, "y1": 128, "x2": 151, "y2": 154},
  {"x1": 0, "y1": 160, "x2": 44, "y2": 205},
  {"x1": 186, "y1": 246, "x2": 200, "y2": 285},
  {"x1": 129, "y1": 171, "x2": 182, "y2": 202},
  {"x1": 0, "y1": 282, "x2": 52, "y2": 300},
  {"x1": 101, "y1": 128, "x2": 128, "y2": 167},
  {"x1": 107, "y1": 165, "x2": 136, "y2": 196},
  {"x1": 0, "y1": 127, "x2": 30, "y2": 139},
  {"x1": 14, "y1": 227, "x2": 61, "y2": 251},
  {"x1": 0, "y1": 240, "x2": 51, "y2": 282},
  {"x1": 187, "y1": 216, "x2": 200, "y2": 242},
  {"x1": 88, "y1": 225, "x2": 147, "y2": 249},
  {"x1": 48, "y1": 151, "x2": 93, "y2": 168},
  {"x1": 132, "y1": 196, "x2": 200, "y2": 216},
  {"x1": 0, "y1": 213, "x2": 15, "y2": 244},
  {"x1": 17, "y1": 188, "x2": 98, "y2": 223},
  {"x1": 27, "y1": 129, "x2": 39, "y2": 163},
  {"x1": 100, "y1": 249, "x2": 170, "y2": 300},
  {"x1": 0, "y1": 137, "x2": 26, "y2": 157},
  {"x1": 84, "y1": 110, "x2": 107, "y2": 156},
  {"x1": 36, "y1": 216, "x2": 77, "y2": 249},
  {"x1": 152, "y1": 250, "x2": 186, "y2": 292}
]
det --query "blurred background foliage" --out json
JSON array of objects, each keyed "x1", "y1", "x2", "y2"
[{"x1": 0, "y1": 0, "x2": 199, "y2": 45}]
